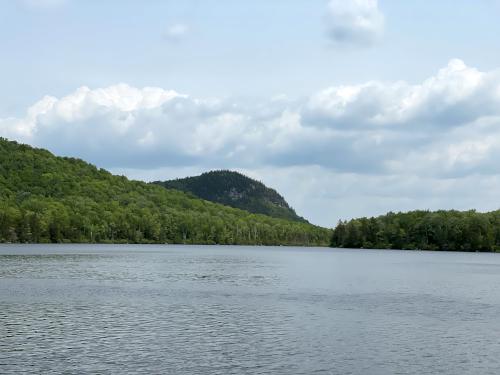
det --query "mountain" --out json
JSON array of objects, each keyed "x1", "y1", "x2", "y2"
[
  {"x1": 0, "y1": 138, "x2": 330, "y2": 245},
  {"x1": 153, "y1": 170, "x2": 307, "y2": 223}
]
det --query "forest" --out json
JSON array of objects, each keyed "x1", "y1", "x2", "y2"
[
  {"x1": 331, "y1": 210, "x2": 500, "y2": 252},
  {"x1": 0, "y1": 138, "x2": 331, "y2": 245}
]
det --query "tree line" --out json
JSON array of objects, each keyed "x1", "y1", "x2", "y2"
[{"x1": 331, "y1": 210, "x2": 500, "y2": 252}]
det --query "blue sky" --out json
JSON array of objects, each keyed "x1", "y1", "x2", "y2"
[
  {"x1": 2, "y1": 0, "x2": 499, "y2": 115},
  {"x1": 2, "y1": 0, "x2": 500, "y2": 226}
]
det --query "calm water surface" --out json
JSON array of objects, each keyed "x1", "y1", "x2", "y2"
[{"x1": 1, "y1": 245, "x2": 500, "y2": 374}]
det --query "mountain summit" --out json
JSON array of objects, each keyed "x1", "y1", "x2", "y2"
[{"x1": 153, "y1": 170, "x2": 307, "y2": 223}]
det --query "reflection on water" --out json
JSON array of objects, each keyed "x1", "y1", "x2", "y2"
[{"x1": 1, "y1": 245, "x2": 500, "y2": 374}]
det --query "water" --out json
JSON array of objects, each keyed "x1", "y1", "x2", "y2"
[{"x1": 1, "y1": 245, "x2": 500, "y2": 374}]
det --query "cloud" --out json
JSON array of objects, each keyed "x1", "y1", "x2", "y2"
[
  {"x1": 304, "y1": 59, "x2": 487, "y2": 128},
  {"x1": 325, "y1": 0, "x2": 384, "y2": 46},
  {"x1": 3, "y1": 60, "x2": 500, "y2": 224},
  {"x1": 164, "y1": 23, "x2": 189, "y2": 42},
  {"x1": 302, "y1": 59, "x2": 500, "y2": 177},
  {"x1": 1, "y1": 59, "x2": 499, "y2": 172},
  {"x1": 2, "y1": 59, "x2": 500, "y2": 176}
]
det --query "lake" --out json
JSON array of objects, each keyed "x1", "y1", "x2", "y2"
[{"x1": 1, "y1": 245, "x2": 500, "y2": 374}]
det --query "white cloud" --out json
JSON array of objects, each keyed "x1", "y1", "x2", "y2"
[
  {"x1": 305, "y1": 59, "x2": 487, "y2": 128},
  {"x1": 164, "y1": 23, "x2": 189, "y2": 42},
  {"x1": 2, "y1": 60, "x2": 500, "y2": 175},
  {"x1": 326, "y1": 0, "x2": 385, "y2": 46},
  {"x1": 4, "y1": 60, "x2": 500, "y2": 224}
]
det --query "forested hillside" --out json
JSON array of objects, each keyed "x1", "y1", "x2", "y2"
[
  {"x1": 331, "y1": 210, "x2": 500, "y2": 252},
  {"x1": 0, "y1": 138, "x2": 331, "y2": 245},
  {"x1": 154, "y1": 170, "x2": 307, "y2": 222}
]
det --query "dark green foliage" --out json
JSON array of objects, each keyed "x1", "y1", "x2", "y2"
[
  {"x1": 331, "y1": 210, "x2": 500, "y2": 252},
  {"x1": 153, "y1": 170, "x2": 308, "y2": 223},
  {"x1": 0, "y1": 138, "x2": 331, "y2": 245}
]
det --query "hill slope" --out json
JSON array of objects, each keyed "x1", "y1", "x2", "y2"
[
  {"x1": 153, "y1": 170, "x2": 307, "y2": 223},
  {"x1": 0, "y1": 138, "x2": 330, "y2": 245}
]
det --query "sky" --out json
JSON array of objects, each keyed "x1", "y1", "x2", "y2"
[{"x1": 2, "y1": 0, "x2": 500, "y2": 227}]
